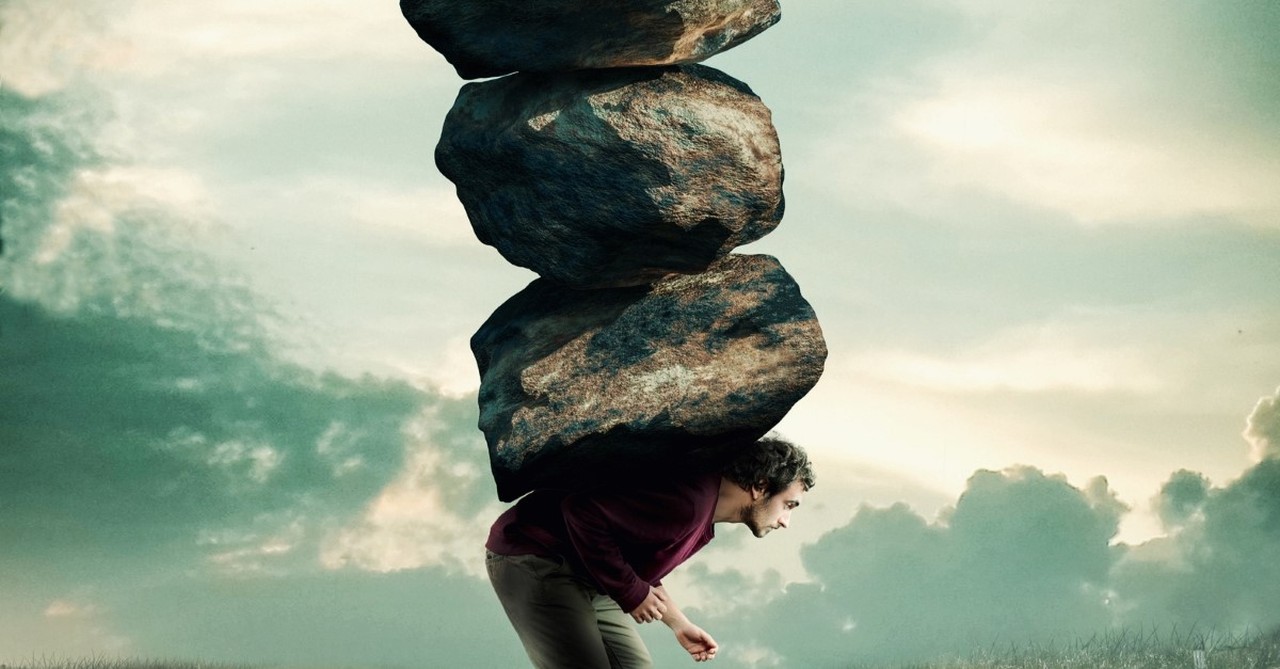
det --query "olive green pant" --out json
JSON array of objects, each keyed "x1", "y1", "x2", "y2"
[{"x1": 486, "y1": 550, "x2": 654, "y2": 669}]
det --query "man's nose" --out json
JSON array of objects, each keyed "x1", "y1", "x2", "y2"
[{"x1": 778, "y1": 513, "x2": 790, "y2": 529}]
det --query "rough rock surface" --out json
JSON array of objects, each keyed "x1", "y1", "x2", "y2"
[
  {"x1": 436, "y1": 64, "x2": 784, "y2": 288},
  {"x1": 471, "y1": 254, "x2": 826, "y2": 501},
  {"x1": 401, "y1": 0, "x2": 781, "y2": 79}
]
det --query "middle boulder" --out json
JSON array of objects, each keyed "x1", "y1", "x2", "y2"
[{"x1": 436, "y1": 65, "x2": 784, "y2": 289}]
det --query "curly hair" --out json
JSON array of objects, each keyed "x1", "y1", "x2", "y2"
[{"x1": 721, "y1": 435, "x2": 815, "y2": 497}]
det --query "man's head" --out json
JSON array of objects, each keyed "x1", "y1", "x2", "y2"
[{"x1": 721, "y1": 436, "x2": 815, "y2": 537}]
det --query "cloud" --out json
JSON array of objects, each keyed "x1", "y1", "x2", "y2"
[
  {"x1": 348, "y1": 183, "x2": 476, "y2": 247},
  {"x1": 2, "y1": 0, "x2": 461, "y2": 208},
  {"x1": 677, "y1": 448, "x2": 1277, "y2": 667},
  {"x1": 1, "y1": 1, "x2": 536, "y2": 395},
  {"x1": 848, "y1": 319, "x2": 1167, "y2": 394},
  {"x1": 683, "y1": 446, "x2": 1280, "y2": 667},
  {"x1": 0, "y1": 289, "x2": 430, "y2": 573},
  {"x1": 1117, "y1": 458, "x2": 1280, "y2": 630},
  {"x1": 43, "y1": 600, "x2": 98, "y2": 620},
  {"x1": 1244, "y1": 386, "x2": 1280, "y2": 461},
  {"x1": 258, "y1": 177, "x2": 476, "y2": 249},
  {"x1": 0, "y1": 88, "x2": 250, "y2": 334},
  {"x1": 0, "y1": 69, "x2": 510, "y2": 663},
  {"x1": 0, "y1": 595, "x2": 129, "y2": 660},
  {"x1": 104, "y1": 0, "x2": 433, "y2": 72},
  {"x1": 895, "y1": 82, "x2": 1280, "y2": 224},
  {"x1": 95, "y1": 569, "x2": 528, "y2": 668},
  {"x1": 38, "y1": 164, "x2": 213, "y2": 259},
  {"x1": 1, "y1": 72, "x2": 474, "y2": 582},
  {"x1": 0, "y1": 0, "x2": 442, "y2": 94},
  {"x1": 1154, "y1": 469, "x2": 1211, "y2": 528},
  {"x1": 320, "y1": 399, "x2": 505, "y2": 577},
  {"x1": 691, "y1": 466, "x2": 1126, "y2": 665},
  {"x1": 796, "y1": 1, "x2": 1280, "y2": 227},
  {"x1": 0, "y1": 3, "x2": 111, "y2": 97},
  {"x1": 0, "y1": 258, "x2": 490, "y2": 587}
]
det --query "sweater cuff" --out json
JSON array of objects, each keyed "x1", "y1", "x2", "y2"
[{"x1": 616, "y1": 578, "x2": 652, "y2": 613}]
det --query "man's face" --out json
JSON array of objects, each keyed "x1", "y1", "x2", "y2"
[{"x1": 745, "y1": 480, "x2": 806, "y2": 538}]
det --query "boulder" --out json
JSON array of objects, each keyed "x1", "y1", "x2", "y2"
[
  {"x1": 436, "y1": 64, "x2": 784, "y2": 288},
  {"x1": 401, "y1": 0, "x2": 781, "y2": 79},
  {"x1": 471, "y1": 253, "x2": 826, "y2": 501}
]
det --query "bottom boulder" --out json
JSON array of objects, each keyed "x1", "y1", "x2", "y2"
[{"x1": 471, "y1": 253, "x2": 827, "y2": 501}]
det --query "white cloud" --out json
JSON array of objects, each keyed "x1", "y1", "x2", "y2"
[
  {"x1": 37, "y1": 598, "x2": 132, "y2": 656},
  {"x1": 36, "y1": 165, "x2": 214, "y2": 264},
  {"x1": 802, "y1": 2, "x2": 1280, "y2": 227},
  {"x1": 207, "y1": 440, "x2": 284, "y2": 485},
  {"x1": 320, "y1": 407, "x2": 502, "y2": 577},
  {"x1": 201, "y1": 519, "x2": 306, "y2": 576},
  {"x1": 43, "y1": 600, "x2": 97, "y2": 619},
  {"x1": 87, "y1": 0, "x2": 433, "y2": 79},
  {"x1": 1244, "y1": 387, "x2": 1280, "y2": 462},
  {"x1": 771, "y1": 308, "x2": 1253, "y2": 546},
  {"x1": 2, "y1": 0, "x2": 435, "y2": 96},
  {"x1": 348, "y1": 184, "x2": 476, "y2": 248},
  {"x1": 730, "y1": 642, "x2": 784, "y2": 668},
  {"x1": 0, "y1": 3, "x2": 109, "y2": 96},
  {"x1": 314, "y1": 421, "x2": 368, "y2": 477},
  {"x1": 224, "y1": 177, "x2": 473, "y2": 250},
  {"x1": 847, "y1": 319, "x2": 1166, "y2": 395},
  {"x1": 896, "y1": 81, "x2": 1280, "y2": 224},
  {"x1": 401, "y1": 335, "x2": 483, "y2": 397}
]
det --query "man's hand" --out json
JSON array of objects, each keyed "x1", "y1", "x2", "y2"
[
  {"x1": 674, "y1": 624, "x2": 719, "y2": 662},
  {"x1": 630, "y1": 587, "x2": 667, "y2": 624},
  {"x1": 651, "y1": 585, "x2": 719, "y2": 662}
]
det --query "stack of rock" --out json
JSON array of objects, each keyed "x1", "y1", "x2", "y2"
[{"x1": 401, "y1": 0, "x2": 827, "y2": 502}]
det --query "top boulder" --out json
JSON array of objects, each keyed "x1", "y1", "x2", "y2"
[{"x1": 400, "y1": 0, "x2": 782, "y2": 79}]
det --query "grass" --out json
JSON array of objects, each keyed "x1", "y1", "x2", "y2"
[
  {"x1": 902, "y1": 625, "x2": 1280, "y2": 669},
  {"x1": 3, "y1": 627, "x2": 1278, "y2": 669},
  {"x1": 0, "y1": 660, "x2": 253, "y2": 669}
]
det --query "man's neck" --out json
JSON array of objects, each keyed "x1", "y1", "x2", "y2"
[{"x1": 713, "y1": 476, "x2": 752, "y2": 523}]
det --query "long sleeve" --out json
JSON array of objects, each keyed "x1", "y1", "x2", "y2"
[
  {"x1": 560, "y1": 492, "x2": 653, "y2": 612},
  {"x1": 559, "y1": 477, "x2": 714, "y2": 613}
]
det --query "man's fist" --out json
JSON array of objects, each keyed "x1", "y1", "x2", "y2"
[{"x1": 630, "y1": 588, "x2": 668, "y2": 623}]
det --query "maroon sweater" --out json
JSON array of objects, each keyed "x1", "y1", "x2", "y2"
[{"x1": 486, "y1": 472, "x2": 720, "y2": 612}]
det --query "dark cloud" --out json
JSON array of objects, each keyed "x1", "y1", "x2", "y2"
[
  {"x1": 0, "y1": 285, "x2": 433, "y2": 578},
  {"x1": 1155, "y1": 469, "x2": 1211, "y2": 528},
  {"x1": 687, "y1": 467, "x2": 1126, "y2": 666},
  {"x1": 1118, "y1": 458, "x2": 1280, "y2": 631},
  {"x1": 0, "y1": 88, "x2": 88, "y2": 270},
  {"x1": 0, "y1": 81, "x2": 496, "y2": 662},
  {"x1": 673, "y1": 455, "x2": 1280, "y2": 668},
  {"x1": 0, "y1": 88, "x2": 98, "y2": 197}
]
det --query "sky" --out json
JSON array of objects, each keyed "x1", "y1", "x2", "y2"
[{"x1": 1, "y1": 0, "x2": 1279, "y2": 666}]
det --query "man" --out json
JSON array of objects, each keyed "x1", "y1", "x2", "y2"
[{"x1": 485, "y1": 436, "x2": 815, "y2": 668}]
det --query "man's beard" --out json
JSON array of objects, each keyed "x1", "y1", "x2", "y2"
[{"x1": 743, "y1": 501, "x2": 775, "y2": 538}]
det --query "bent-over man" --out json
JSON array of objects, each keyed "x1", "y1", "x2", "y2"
[{"x1": 485, "y1": 436, "x2": 815, "y2": 668}]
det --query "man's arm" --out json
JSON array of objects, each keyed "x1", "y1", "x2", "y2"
[
  {"x1": 654, "y1": 585, "x2": 719, "y2": 662},
  {"x1": 560, "y1": 493, "x2": 655, "y2": 612},
  {"x1": 560, "y1": 485, "x2": 699, "y2": 613}
]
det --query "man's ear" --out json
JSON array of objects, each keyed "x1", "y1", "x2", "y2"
[{"x1": 751, "y1": 482, "x2": 767, "y2": 501}]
